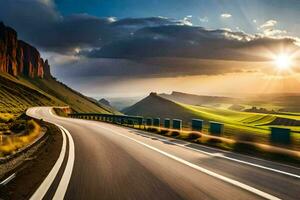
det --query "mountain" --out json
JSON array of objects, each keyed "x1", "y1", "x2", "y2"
[
  {"x1": 159, "y1": 91, "x2": 238, "y2": 106},
  {"x1": 0, "y1": 22, "x2": 113, "y2": 114},
  {"x1": 99, "y1": 98, "x2": 111, "y2": 106},
  {"x1": 123, "y1": 92, "x2": 198, "y2": 121}
]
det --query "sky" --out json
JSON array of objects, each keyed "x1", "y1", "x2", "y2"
[{"x1": 1, "y1": 0, "x2": 300, "y2": 98}]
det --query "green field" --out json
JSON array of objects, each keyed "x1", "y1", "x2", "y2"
[
  {"x1": 179, "y1": 103, "x2": 300, "y2": 145},
  {"x1": 124, "y1": 93, "x2": 300, "y2": 148}
]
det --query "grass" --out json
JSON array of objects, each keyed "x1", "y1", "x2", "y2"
[
  {"x1": 177, "y1": 103, "x2": 300, "y2": 147},
  {"x1": 0, "y1": 113, "x2": 15, "y2": 123},
  {"x1": 0, "y1": 72, "x2": 114, "y2": 114},
  {"x1": 0, "y1": 120, "x2": 41, "y2": 157},
  {"x1": 0, "y1": 72, "x2": 114, "y2": 157},
  {"x1": 124, "y1": 93, "x2": 300, "y2": 148}
]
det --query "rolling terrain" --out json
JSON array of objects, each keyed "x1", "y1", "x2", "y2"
[
  {"x1": 124, "y1": 92, "x2": 300, "y2": 147},
  {"x1": 160, "y1": 91, "x2": 300, "y2": 112}
]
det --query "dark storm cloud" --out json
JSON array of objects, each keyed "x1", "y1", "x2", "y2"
[
  {"x1": 1, "y1": 0, "x2": 300, "y2": 79},
  {"x1": 53, "y1": 57, "x2": 262, "y2": 79},
  {"x1": 85, "y1": 25, "x2": 299, "y2": 61},
  {"x1": 0, "y1": 0, "x2": 183, "y2": 53},
  {"x1": 111, "y1": 17, "x2": 183, "y2": 27},
  {"x1": 1, "y1": 0, "x2": 299, "y2": 59}
]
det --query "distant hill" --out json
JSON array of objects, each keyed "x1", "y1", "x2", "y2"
[
  {"x1": 159, "y1": 91, "x2": 238, "y2": 106},
  {"x1": 123, "y1": 92, "x2": 199, "y2": 122},
  {"x1": 0, "y1": 22, "x2": 113, "y2": 114},
  {"x1": 99, "y1": 98, "x2": 111, "y2": 106},
  {"x1": 108, "y1": 96, "x2": 143, "y2": 111}
]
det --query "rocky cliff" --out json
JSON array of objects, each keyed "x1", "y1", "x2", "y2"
[{"x1": 0, "y1": 22, "x2": 51, "y2": 78}]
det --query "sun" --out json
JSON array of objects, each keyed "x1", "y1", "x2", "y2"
[{"x1": 274, "y1": 54, "x2": 292, "y2": 70}]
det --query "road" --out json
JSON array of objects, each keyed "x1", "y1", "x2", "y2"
[{"x1": 26, "y1": 107, "x2": 300, "y2": 200}]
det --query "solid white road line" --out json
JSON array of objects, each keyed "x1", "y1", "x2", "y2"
[
  {"x1": 49, "y1": 110, "x2": 300, "y2": 180},
  {"x1": 52, "y1": 125, "x2": 75, "y2": 199},
  {"x1": 0, "y1": 173, "x2": 16, "y2": 186},
  {"x1": 99, "y1": 126, "x2": 281, "y2": 200},
  {"x1": 30, "y1": 127, "x2": 67, "y2": 200},
  {"x1": 114, "y1": 126, "x2": 300, "y2": 179},
  {"x1": 28, "y1": 107, "x2": 75, "y2": 200},
  {"x1": 177, "y1": 143, "x2": 300, "y2": 179}
]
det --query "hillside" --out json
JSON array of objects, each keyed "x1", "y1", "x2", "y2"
[
  {"x1": 124, "y1": 92, "x2": 300, "y2": 145},
  {"x1": 160, "y1": 91, "x2": 239, "y2": 106},
  {"x1": 123, "y1": 92, "x2": 199, "y2": 121},
  {"x1": 159, "y1": 91, "x2": 300, "y2": 112},
  {"x1": 0, "y1": 22, "x2": 113, "y2": 114},
  {"x1": 0, "y1": 73, "x2": 114, "y2": 114}
]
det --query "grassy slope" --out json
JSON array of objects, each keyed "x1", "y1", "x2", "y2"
[
  {"x1": 160, "y1": 91, "x2": 300, "y2": 112},
  {"x1": 123, "y1": 93, "x2": 198, "y2": 120},
  {"x1": 0, "y1": 73, "x2": 113, "y2": 114},
  {"x1": 124, "y1": 93, "x2": 300, "y2": 145}
]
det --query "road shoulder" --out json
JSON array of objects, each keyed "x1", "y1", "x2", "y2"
[{"x1": 0, "y1": 122, "x2": 62, "y2": 200}]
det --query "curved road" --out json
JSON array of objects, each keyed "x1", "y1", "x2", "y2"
[{"x1": 27, "y1": 107, "x2": 300, "y2": 200}]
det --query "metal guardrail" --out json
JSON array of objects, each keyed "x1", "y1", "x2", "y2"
[{"x1": 69, "y1": 113, "x2": 292, "y2": 145}]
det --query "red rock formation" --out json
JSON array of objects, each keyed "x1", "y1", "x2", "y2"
[
  {"x1": 0, "y1": 22, "x2": 51, "y2": 78},
  {"x1": 0, "y1": 22, "x2": 18, "y2": 76}
]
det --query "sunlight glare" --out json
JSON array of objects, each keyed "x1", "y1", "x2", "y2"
[{"x1": 275, "y1": 54, "x2": 292, "y2": 70}]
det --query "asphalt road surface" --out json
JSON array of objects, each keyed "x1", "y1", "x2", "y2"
[{"x1": 26, "y1": 107, "x2": 300, "y2": 200}]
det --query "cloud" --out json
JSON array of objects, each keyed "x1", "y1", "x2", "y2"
[
  {"x1": 221, "y1": 13, "x2": 232, "y2": 18},
  {"x1": 0, "y1": 0, "x2": 183, "y2": 53},
  {"x1": 260, "y1": 20, "x2": 277, "y2": 29},
  {"x1": 258, "y1": 19, "x2": 288, "y2": 37},
  {"x1": 182, "y1": 15, "x2": 193, "y2": 26},
  {"x1": 199, "y1": 16, "x2": 209, "y2": 23},
  {"x1": 1, "y1": 0, "x2": 300, "y2": 80},
  {"x1": 52, "y1": 57, "x2": 263, "y2": 79},
  {"x1": 83, "y1": 25, "x2": 298, "y2": 61}
]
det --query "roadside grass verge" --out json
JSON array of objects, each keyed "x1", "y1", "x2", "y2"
[
  {"x1": 0, "y1": 113, "x2": 16, "y2": 123},
  {"x1": 0, "y1": 120, "x2": 41, "y2": 157}
]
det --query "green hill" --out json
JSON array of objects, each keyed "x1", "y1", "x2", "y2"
[
  {"x1": 124, "y1": 92, "x2": 300, "y2": 144},
  {"x1": 0, "y1": 72, "x2": 114, "y2": 114}
]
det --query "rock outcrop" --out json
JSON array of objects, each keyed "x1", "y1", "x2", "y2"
[{"x1": 0, "y1": 22, "x2": 51, "y2": 78}]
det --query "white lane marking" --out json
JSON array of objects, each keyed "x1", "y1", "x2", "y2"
[
  {"x1": 99, "y1": 126, "x2": 281, "y2": 200},
  {"x1": 117, "y1": 126, "x2": 300, "y2": 179},
  {"x1": 53, "y1": 125, "x2": 75, "y2": 199},
  {"x1": 57, "y1": 113, "x2": 300, "y2": 179},
  {"x1": 30, "y1": 127, "x2": 67, "y2": 200},
  {"x1": 177, "y1": 143, "x2": 300, "y2": 179},
  {"x1": 0, "y1": 173, "x2": 16, "y2": 186}
]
